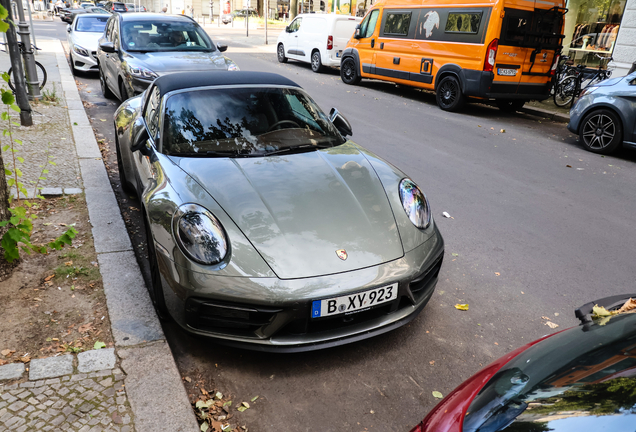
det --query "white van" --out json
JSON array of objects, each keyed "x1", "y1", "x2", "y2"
[{"x1": 277, "y1": 13, "x2": 362, "y2": 73}]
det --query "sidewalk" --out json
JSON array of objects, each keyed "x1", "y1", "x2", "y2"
[{"x1": 0, "y1": 39, "x2": 198, "y2": 431}]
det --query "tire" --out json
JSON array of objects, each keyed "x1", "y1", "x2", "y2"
[
  {"x1": 70, "y1": 53, "x2": 77, "y2": 75},
  {"x1": 496, "y1": 99, "x2": 526, "y2": 113},
  {"x1": 99, "y1": 66, "x2": 115, "y2": 99},
  {"x1": 119, "y1": 79, "x2": 130, "y2": 102},
  {"x1": 579, "y1": 109, "x2": 623, "y2": 155},
  {"x1": 7, "y1": 61, "x2": 47, "y2": 92},
  {"x1": 436, "y1": 75, "x2": 465, "y2": 111},
  {"x1": 115, "y1": 133, "x2": 135, "y2": 194},
  {"x1": 553, "y1": 76, "x2": 576, "y2": 107},
  {"x1": 277, "y1": 43, "x2": 288, "y2": 63},
  {"x1": 340, "y1": 57, "x2": 360, "y2": 85},
  {"x1": 311, "y1": 50, "x2": 322, "y2": 73},
  {"x1": 144, "y1": 211, "x2": 171, "y2": 321}
]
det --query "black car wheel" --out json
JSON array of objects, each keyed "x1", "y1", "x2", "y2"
[
  {"x1": 119, "y1": 80, "x2": 130, "y2": 102},
  {"x1": 340, "y1": 57, "x2": 360, "y2": 85},
  {"x1": 99, "y1": 66, "x2": 115, "y2": 99},
  {"x1": 115, "y1": 133, "x2": 135, "y2": 194},
  {"x1": 436, "y1": 75, "x2": 465, "y2": 111},
  {"x1": 144, "y1": 210, "x2": 171, "y2": 321},
  {"x1": 277, "y1": 43, "x2": 288, "y2": 63},
  {"x1": 496, "y1": 99, "x2": 526, "y2": 113},
  {"x1": 580, "y1": 109, "x2": 623, "y2": 155},
  {"x1": 311, "y1": 51, "x2": 322, "y2": 73}
]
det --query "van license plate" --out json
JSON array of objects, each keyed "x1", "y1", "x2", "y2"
[
  {"x1": 311, "y1": 283, "x2": 398, "y2": 318},
  {"x1": 498, "y1": 68, "x2": 517, "y2": 76},
  {"x1": 336, "y1": 51, "x2": 341, "y2": 58}
]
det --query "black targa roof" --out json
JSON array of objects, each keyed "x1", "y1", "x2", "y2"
[{"x1": 153, "y1": 71, "x2": 301, "y2": 98}]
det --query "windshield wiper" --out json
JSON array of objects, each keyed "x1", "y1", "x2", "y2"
[
  {"x1": 263, "y1": 144, "x2": 331, "y2": 156},
  {"x1": 168, "y1": 150, "x2": 253, "y2": 158}
]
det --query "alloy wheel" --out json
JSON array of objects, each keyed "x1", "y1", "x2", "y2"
[{"x1": 582, "y1": 114, "x2": 615, "y2": 150}]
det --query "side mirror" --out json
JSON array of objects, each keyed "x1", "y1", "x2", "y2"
[
  {"x1": 130, "y1": 118, "x2": 150, "y2": 154},
  {"x1": 67, "y1": 24, "x2": 71, "y2": 32},
  {"x1": 217, "y1": 43, "x2": 228, "y2": 52},
  {"x1": 285, "y1": 25, "x2": 290, "y2": 33},
  {"x1": 99, "y1": 40, "x2": 116, "y2": 53},
  {"x1": 354, "y1": 24, "x2": 361, "y2": 39},
  {"x1": 329, "y1": 108, "x2": 352, "y2": 137}
]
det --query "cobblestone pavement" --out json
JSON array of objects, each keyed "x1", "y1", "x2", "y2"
[{"x1": 0, "y1": 351, "x2": 136, "y2": 432}]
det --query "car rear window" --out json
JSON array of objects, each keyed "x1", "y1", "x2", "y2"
[{"x1": 162, "y1": 87, "x2": 344, "y2": 157}]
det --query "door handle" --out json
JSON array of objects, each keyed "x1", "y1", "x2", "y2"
[{"x1": 371, "y1": 38, "x2": 375, "y2": 48}]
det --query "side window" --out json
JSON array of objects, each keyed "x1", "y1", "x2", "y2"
[
  {"x1": 359, "y1": 9, "x2": 379, "y2": 38},
  {"x1": 445, "y1": 12, "x2": 482, "y2": 34},
  {"x1": 105, "y1": 18, "x2": 114, "y2": 40},
  {"x1": 144, "y1": 86, "x2": 161, "y2": 140},
  {"x1": 289, "y1": 17, "x2": 302, "y2": 32},
  {"x1": 383, "y1": 12, "x2": 412, "y2": 36}
]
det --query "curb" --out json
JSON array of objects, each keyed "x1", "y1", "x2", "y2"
[
  {"x1": 47, "y1": 39, "x2": 198, "y2": 431},
  {"x1": 520, "y1": 105, "x2": 570, "y2": 123}
]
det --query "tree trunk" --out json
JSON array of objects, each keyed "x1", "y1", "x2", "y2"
[
  {"x1": 0, "y1": 147, "x2": 9, "y2": 223},
  {"x1": 290, "y1": 0, "x2": 297, "y2": 18}
]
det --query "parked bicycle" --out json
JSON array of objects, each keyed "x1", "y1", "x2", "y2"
[
  {"x1": 549, "y1": 55, "x2": 572, "y2": 96},
  {"x1": 0, "y1": 42, "x2": 48, "y2": 92},
  {"x1": 553, "y1": 55, "x2": 612, "y2": 108}
]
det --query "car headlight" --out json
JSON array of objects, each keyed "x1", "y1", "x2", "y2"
[
  {"x1": 579, "y1": 86, "x2": 598, "y2": 97},
  {"x1": 227, "y1": 63, "x2": 240, "y2": 71},
  {"x1": 129, "y1": 66, "x2": 159, "y2": 80},
  {"x1": 73, "y1": 44, "x2": 89, "y2": 56},
  {"x1": 398, "y1": 178, "x2": 431, "y2": 230},
  {"x1": 174, "y1": 204, "x2": 228, "y2": 265}
]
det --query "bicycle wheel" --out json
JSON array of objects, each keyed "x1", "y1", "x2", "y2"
[
  {"x1": 7, "y1": 61, "x2": 47, "y2": 92},
  {"x1": 554, "y1": 76, "x2": 576, "y2": 107}
]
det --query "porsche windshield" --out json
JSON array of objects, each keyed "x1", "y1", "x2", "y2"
[
  {"x1": 121, "y1": 20, "x2": 213, "y2": 52},
  {"x1": 162, "y1": 87, "x2": 345, "y2": 157}
]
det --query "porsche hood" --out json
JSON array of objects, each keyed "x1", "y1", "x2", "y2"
[{"x1": 175, "y1": 144, "x2": 404, "y2": 279}]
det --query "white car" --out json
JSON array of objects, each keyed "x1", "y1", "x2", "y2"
[
  {"x1": 67, "y1": 13, "x2": 109, "y2": 73},
  {"x1": 277, "y1": 13, "x2": 361, "y2": 73}
]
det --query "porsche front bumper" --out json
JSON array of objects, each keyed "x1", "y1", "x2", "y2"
[{"x1": 157, "y1": 226, "x2": 444, "y2": 352}]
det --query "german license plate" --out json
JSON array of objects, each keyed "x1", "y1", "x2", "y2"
[
  {"x1": 336, "y1": 51, "x2": 342, "y2": 58},
  {"x1": 498, "y1": 68, "x2": 517, "y2": 76},
  {"x1": 311, "y1": 283, "x2": 398, "y2": 318}
]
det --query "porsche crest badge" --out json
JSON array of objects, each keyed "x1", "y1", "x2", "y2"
[{"x1": 336, "y1": 249, "x2": 348, "y2": 260}]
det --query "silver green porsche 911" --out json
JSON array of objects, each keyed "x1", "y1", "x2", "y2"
[{"x1": 114, "y1": 71, "x2": 444, "y2": 352}]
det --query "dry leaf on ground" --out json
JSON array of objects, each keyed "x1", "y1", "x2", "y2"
[
  {"x1": 545, "y1": 321, "x2": 559, "y2": 329},
  {"x1": 455, "y1": 304, "x2": 469, "y2": 311}
]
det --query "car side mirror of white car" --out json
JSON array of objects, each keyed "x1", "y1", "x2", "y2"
[
  {"x1": 216, "y1": 43, "x2": 228, "y2": 52},
  {"x1": 285, "y1": 25, "x2": 290, "y2": 33},
  {"x1": 67, "y1": 24, "x2": 71, "y2": 32},
  {"x1": 329, "y1": 108, "x2": 352, "y2": 137}
]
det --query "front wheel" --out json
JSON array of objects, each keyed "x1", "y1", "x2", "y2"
[
  {"x1": 8, "y1": 61, "x2": 47, "y2": 92},
  {"x1": 311, "y1": 51, "x2": 322, "y2": 73},
  {"x1": 496, "y1": 99, "x2": 526, "y2": 113},
  {"x1": 579, "y1": 109, "x2": 623, "y2": 155},
  {"x1": 115, "y1": 134, "x2": 135, "y2": 194},
  {"x1": 277, "y1": 43, "x2": 288, "y2": 63},
  {"x1": 554, "y1": 76, "x2": 576, "y2": 107},
  {"x1": 340, "y1": 57, "x2": 360, "y2": 85},
  {"x1": 99, "y1": 66, "x2": 115, "y2": 99},
  {"x1": 144, "y1": 211, "x2": 171, "y2": 321},
  {"x1": 436, "y1": 75, "x2": 465, "y2": 111}
]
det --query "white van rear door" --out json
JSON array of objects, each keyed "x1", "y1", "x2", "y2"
[{"x1": 332, "y1": 17, "x2": 362, "y2": 55}]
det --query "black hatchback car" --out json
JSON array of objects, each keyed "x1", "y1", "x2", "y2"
[
  {"x1": 412, "y1": 293, "x2": 636, "y2": 432},
  {"x1": 97, "y1": 13, "x2": 238, "y2": 101}
]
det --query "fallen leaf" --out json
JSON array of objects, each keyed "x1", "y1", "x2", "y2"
[
  {"x1": 500, "y1": 129, "x2": 505, "y2": 133},
  {"x1": 494, "y1": 272, "x2": 500, "y2": 276},
  {"x1": 451, "y1": 253, "x2": 459, "y2": 257},
  {"x1": 432, "y1": 391, "x2": 443, "y2": 399},
  {"x1": 200, "y1": 423, "x2": 209, "y2": 432},
  {"x1": 454, "y1": 304, "x2": 469, "y2": 311},
  {"x1": 44, "y1": 275, "x2": 55, "y2": 281},
  {"x1": 19, "y1": 356, "x2": 31, "y2": 363},
  {"x1": 215, "y1": 392, "x2": 223, "y2": 400},
  {"x1": 1, "y1": 349, "x2": 15, "y2": 357},
  {"x1": 618, "y1": 298, "x2": 636, "y2": 313},
  {"x1": 250, "y1": 395, "x2": 259, "y2": 402},
  {"x1": 592, "y1": 305, "x2": 613, "y2": 317},
  {"x1": 65, "y1": 261, "x2": 73, "y2": 266},
  {"x1": 545, "y1": 321, "x2": 559, "y2": 329},
  {"x1": 237, "y1": 406, "x2": 247, "y2": 412},
  {"x1": 541, "y1": 316, "x2": 551, "y2": 321},
  {"x1": 242, "y1": 402, "x2": 250, "y2": 409},
  {"x1": 200, "y1": 388, "x2": 209, "y2": 395},
  {"x1": 0, "y1": 359, "x2": 6, "y2": 365},
  {"x1": 78, "y1": 323, "x2": 93, "y2": 333},
  {"x1": 566, "y1": 165, "x2": 572, "y2": 168},
  {"x1": 429, "y1": 360, "x2": 435, "y2": 365},
  {"x1": 184, "y1": 376, "x2": 192, "y2": 383},
  {"x1": 93, "y1": 341, "x2": 106, "y2": 350}
]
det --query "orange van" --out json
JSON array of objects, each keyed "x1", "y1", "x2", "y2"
[{"x1": 340, "y1": 0, "x2": 566, "y2": 112}]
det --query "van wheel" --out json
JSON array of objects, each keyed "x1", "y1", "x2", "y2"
[
  {"x1": 311, "y1": 50, "x2": 322, "y2": 73},
  {"x1": 341, "y1": 57, "x2": 360, "y2": 85},
  {"x1": 579, "y1": 109, "x2": 623, "y2": 155},
  {"x1": 277, "y1": 43, "x2": 288, "y2": 63},
  {"x1": 436, "y1": 76, "x2": 465, "y2": 111},
  {"x1": 496, "y1": 99, "x2": 526, "y2": 113}
]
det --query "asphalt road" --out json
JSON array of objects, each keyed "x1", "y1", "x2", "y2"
[{"x1": 34, "y1": 19, "x2": 636, "y2": 432}]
